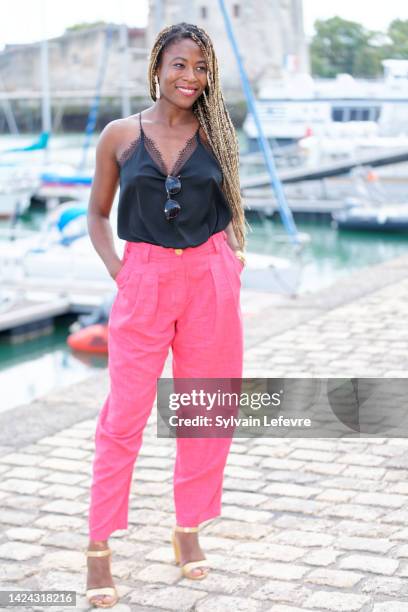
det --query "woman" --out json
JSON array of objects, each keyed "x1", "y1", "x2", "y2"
[{"x1": 85, "y1": 22, "x2": 250, "y2": 608}]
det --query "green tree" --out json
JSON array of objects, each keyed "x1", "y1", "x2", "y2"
[
  {"x1": 387, "y1": 19, "x2": 408, "y2": 58},
  {"x1": 353, "y1": 45, "x2": 385, "y2": 77},
  {"x1": 310, "y1": 16, "x2": 384, "y2": 77}
]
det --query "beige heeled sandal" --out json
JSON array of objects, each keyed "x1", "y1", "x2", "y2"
[
  {"x1": 171, "y1": 525, "x2": 210, "y2": 580},
  {"x1": 85, "y1": 547, "x2": 119, "y2": 608}
]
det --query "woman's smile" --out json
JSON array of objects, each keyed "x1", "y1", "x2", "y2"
[{"x1": 176, "y1": 86, "x2": 198, "y2": 97}]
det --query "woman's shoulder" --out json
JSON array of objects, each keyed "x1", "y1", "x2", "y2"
[
  {"x1": 103, "y1": 115, "x2": 143, "y2": 168},
  {"x1": 106, "y1": 114, "x2": 142, "y2": 138}
]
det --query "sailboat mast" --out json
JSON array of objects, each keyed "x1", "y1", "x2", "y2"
[
  {"x1": 40, "y1": 0, "x2": 51, "y2": 165},
  {"x1": 217, "y1": 0, "x2": 301, "y2": 248}
]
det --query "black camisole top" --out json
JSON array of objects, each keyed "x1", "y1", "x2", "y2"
[{"x1": 116, "y1": 111, "x2": 232, "y2": 248}]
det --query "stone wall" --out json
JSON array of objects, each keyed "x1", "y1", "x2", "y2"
[{"x1": 0, "y1": 25, "x2": 149, "y2": 97}]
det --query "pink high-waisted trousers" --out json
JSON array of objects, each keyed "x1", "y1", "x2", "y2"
[{"x1": 88, "y1": 229, "x2": 244, "y2": 540}]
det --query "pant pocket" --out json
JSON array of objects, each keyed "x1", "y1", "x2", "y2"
[
  {"x1": 111, "y1": 265, "x2": 159, "y2": 329},
  {"x1": 115, "y1": 259, "x2": 130, "y2": 289},
  {"x1": 114, "y1": 244, "x2": 132, "y2": 289},
  {"x1": 222, "y1": 244, "x2": 243, "y2": 297},
  {"x1": 125, "y1": 270, "x2": 159, "y2": 322},
  {"x1": 209, "y1": 252, "x2": 239, "y2": 307},
  {"x1": 224, "y1": 241, "x2": 244, "y2": 275}
]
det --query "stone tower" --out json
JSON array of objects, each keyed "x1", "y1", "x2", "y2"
[{"x1": 146, "y1": 0, "x2": 309, "y2": 96}]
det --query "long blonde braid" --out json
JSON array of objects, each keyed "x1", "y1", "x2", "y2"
[{"x1": 147, "y1": 22, "x2": 251, "y2": 251}]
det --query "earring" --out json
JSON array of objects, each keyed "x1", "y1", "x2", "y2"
[
  {"x1": 154, "y1": 75, "x2": 160, "y2": 99},
  {"x1": 203, "y1": 89, "x2": 209, "y2": 104}
]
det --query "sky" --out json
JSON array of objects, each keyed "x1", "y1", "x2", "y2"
[{"x1": 0, "y1": 0, "x2": 407, "y2": 51}]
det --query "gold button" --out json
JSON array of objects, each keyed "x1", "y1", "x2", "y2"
[{"x1": 174, "y1": 248, "x2": 183, "y2": 255}]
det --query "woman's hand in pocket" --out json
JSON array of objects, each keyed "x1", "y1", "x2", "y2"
[{"x1": 110, "y1": 257, "x2": 124, "y2": 282}]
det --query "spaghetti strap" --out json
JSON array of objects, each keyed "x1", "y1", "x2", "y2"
[
  {"x1": 117, "y1": 114, "x2": 142, "y2": 167},
  {"x1": 139, "y1": 111, "x2": 144, "y2": 139}
]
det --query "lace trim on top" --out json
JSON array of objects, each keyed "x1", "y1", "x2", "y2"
[
  {"x1": 116, "y1": 112, "x2": 217, "y2": 173},
  {"x1": 117, "y1": 132, "x2": 141, "y2": 168},
  {"x1": 142, "y1": 131, "x2": 197, "y2": 177},
  {"x1": 140, "y1": 111, "x2": 200, "y2": 177}
]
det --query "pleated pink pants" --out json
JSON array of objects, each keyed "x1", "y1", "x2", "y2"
[{"x1": 88, "y1": 229, "x2": 244, "y2": 541}]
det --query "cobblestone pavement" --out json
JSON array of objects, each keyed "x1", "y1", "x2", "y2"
[{"x1": 1, "y1": 253, "x2": 408, "y2": 611}]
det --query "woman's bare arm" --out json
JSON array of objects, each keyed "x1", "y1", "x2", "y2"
[{"x1": 87, "y1": 121, "x2": 123, "y2": 280}]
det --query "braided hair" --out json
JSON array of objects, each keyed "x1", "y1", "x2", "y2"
[{"x1": 147, "y1": 22, "x2": 251, "y2": 251}]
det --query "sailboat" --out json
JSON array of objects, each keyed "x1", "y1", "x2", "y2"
[
  {"x1": 331, "y1": 166, "x2": 408, "y2": 232},
  {"x1": 0, "y1": 160, "x2": 41, "y2": 218}
]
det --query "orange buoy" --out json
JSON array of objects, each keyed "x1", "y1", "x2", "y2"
[
  {"x1": 366, "y1": 170, "x2": 378, "y2": 182},
  {"x1": 67, "y1": 324, "x2": 108, "y2": 354}
]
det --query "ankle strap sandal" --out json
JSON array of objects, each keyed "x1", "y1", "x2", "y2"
[
  {"x1": 85, "y1": 548, "x2": 119, "y2": 608},
  {"x1": 171, "y1": 525, "x2": 210, "y2": 580}
]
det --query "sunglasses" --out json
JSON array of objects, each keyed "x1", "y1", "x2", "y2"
[{"x1": 164, "y1": 174, "x2": 181, "y2": 221}]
